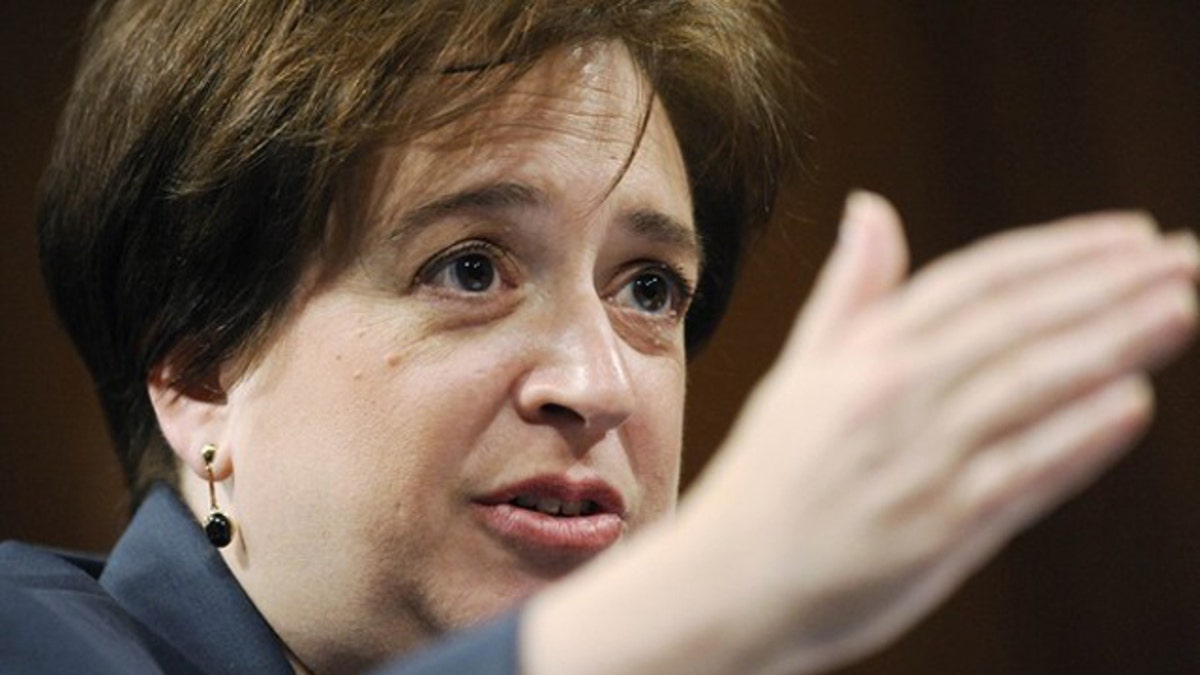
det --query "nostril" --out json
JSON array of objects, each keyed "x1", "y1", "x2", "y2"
[{"x1": 539, "y1": 403, "x2": 584, "y2": 424}]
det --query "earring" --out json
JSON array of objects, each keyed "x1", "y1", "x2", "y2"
[{"x1": 201, "y1": 443, "x2": 234, "y2": 548}]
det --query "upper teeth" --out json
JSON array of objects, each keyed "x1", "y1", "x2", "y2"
[{"x1": 512, "y1": 495, "x2": 597, "y2": 516}]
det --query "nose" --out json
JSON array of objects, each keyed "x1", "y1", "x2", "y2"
[{"x1": 516, "y1": 296, "x2": 636, "y2": 435}]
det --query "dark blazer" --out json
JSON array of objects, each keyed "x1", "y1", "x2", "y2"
[{"x1": 0, "y1": 485, "x2": 520, "y2": 674}]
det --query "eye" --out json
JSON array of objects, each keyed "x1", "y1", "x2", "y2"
[
  {"x1": 629, "y1": 273, "x2": 671, "y2": 313},
  {"x1": 612, "y1": 265, "x2": 693, "y2": 318},
  {"x1": 417, "y1": 242, "x2": 505, "y2": 294},
  {"x1": 445, "y1": 253, "x2": 496, "y2": 292}
]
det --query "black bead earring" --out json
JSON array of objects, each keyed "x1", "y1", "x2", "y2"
[{"x1": 202, "y1": 443, "x2": 234, "y2": 548}]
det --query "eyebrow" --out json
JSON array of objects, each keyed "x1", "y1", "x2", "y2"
[
  {"x1": 628, "y1": 209, "x2": 704, "y2": 267},
  {"x1": 389, "y1": 180, "x2": 703, "y2": 266},
  {"x1": 390, "y1": 182, "x2": 543, "y2": 241}
]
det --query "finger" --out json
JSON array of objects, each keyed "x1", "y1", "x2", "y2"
[
  {"x1": 959, "y1": 373, "x2": 1154, "y2": 534},
  {"x1": 921, "y1": 229, "x2": 1197, "y2": 388},
  {"x1": 876, "y1": 211, "x2": 1161, "y2": 341},
  {"x1": 789, "y1": 191, "x2": 910, "y2": 356},
  {"x1": 936, "y1": 271, "x2": 1194, "y2": 460}
]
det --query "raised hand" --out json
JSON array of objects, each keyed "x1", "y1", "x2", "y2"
[{"x1": 525, "y1": 193, "x2": 1198, "y2": 675}]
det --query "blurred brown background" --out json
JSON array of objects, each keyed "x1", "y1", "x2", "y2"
[{"x1": 2, "y1": 2, "x2": 1198, "y2": 673}]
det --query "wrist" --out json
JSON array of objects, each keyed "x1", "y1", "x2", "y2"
[{"x1": 518, "y1": 508, "x2": 815, "y2": 675}]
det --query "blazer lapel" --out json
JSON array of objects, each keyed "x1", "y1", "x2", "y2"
[{"x1": 100, "y1": 484, "x2": 294, "y2": 674}]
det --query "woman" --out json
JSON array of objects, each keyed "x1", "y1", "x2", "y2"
[{"x1": 4, "y1": 1, "x2": 1196, "y2": 674}]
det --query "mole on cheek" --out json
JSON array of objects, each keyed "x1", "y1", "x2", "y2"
[{"x1": 384, "y1": 353, "x2": 402, "y2": 368}]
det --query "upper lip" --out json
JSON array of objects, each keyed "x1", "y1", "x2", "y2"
[{"x1": 474, "y1": 474, "x2": 628, "y2": 519}]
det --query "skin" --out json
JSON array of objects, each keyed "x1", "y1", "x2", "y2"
[
  {"x1": 153, "y1": 43, "x2": 697, "y2": 674},
  {"x1": 150, "y1": 40, "x2": 1200, "y2": 675},
  {"x1": 524, "y1": 195, "x2": 1198, "y2": 675}
]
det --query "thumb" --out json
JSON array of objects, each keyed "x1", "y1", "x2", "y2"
[{"x1": 790, "y1": 190, "x2": 911, "y2": 355}]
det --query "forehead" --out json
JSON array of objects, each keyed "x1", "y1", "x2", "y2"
[{"x1": 342, "y1": 42, "x2": 693, "y2": 240}]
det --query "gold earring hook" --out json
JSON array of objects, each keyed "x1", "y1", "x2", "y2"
[{"x1": 202, "y1": 443, "x2": 219, "y2": 513}]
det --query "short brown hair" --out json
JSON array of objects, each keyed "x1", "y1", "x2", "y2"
[{"x1": 38, "y1": 0, "x2": 805, "y2": 505}]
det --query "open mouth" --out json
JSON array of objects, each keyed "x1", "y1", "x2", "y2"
[
  {"x1": 472, "y1": 476, "x2": 627, "y2": 554},
  {"x1": 477, "y1": 475, "x2": 626, "y2": 518},
  {"x1": 507, "y1": 495, "x2": 604, "y2": 517}
]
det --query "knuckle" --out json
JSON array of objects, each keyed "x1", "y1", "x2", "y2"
[
  {"x1": 1161, "y1": 284, "x2": 1198, "y2": 330},
  {"x1": 838, "y1": 347, "x2": 922, "y2": 425}
]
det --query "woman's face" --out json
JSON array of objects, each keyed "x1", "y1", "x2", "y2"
[{"x1": 199, "y1": 43, "x2": 696, "y2": 667}]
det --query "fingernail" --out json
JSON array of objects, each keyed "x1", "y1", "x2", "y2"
[
  {"x1": 839, "y1": 190, "x2": 877, "y2": 247},
  {"x1": 1164, "y1": 230, "x2": 1200, "y2": 269}
]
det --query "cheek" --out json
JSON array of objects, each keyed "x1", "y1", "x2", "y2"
[
  {"x1": 324, "y1": 329, "x2": 519, "y2": 493},
  {"x1": 227, "y1": 305, "x2": 515, "y2": 521},
  {"x1": 626, "y1": 356, "x2": 687, "y2": 523}
]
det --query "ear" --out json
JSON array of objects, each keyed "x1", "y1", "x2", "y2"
[{"x1": 147, "y1": 361, "x2": 233, "y2": 481}]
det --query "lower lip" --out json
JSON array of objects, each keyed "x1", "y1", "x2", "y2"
[{"x1": 471, "y1": 503, "x2": 624, "y2": 555}]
